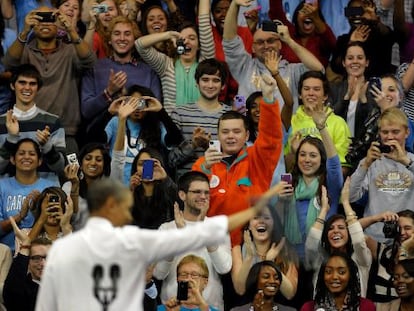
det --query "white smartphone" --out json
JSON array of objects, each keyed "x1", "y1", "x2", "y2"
[
  {"x1": 66, "y1": 153, "x2": 79, "y2": 166},
  {"x1": 209, "y1": 140, "x2": 221, "y2": 151}
]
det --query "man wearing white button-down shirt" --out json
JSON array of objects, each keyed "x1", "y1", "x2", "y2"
[
  {"x1": 35, "y1": 177, "x2": 278, "y2": 311},
  {"x1": 154, "y1": 171, "x2": 231, "y2": 310}
]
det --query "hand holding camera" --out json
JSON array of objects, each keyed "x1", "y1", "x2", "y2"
[{"x1": 140, "y1": 96, "x2": 162, "y2": 113}]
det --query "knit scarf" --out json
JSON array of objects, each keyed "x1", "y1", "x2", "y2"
[
  {"x1": 175, "y1": 59, "x2": 200, "y2": 106},
  {"x1": 284, "y1": 177, "x2": 319, "y2": 245}
]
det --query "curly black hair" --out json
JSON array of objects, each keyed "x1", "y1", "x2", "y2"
[{"x1": 315, "y1": 252, "x2": 361, "y2": 311}]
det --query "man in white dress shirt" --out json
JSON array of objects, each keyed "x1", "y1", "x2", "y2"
[{"x1": 35, "y1": 177, "x2": 278, "y2": 311}]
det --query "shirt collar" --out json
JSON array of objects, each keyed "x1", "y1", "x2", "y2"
[
  {"x1": 13, "y1": 104, "x2": 37, "y2": 118},
  {"x1": 109, "y1": 55, "x2": 139, "y2": 66}
]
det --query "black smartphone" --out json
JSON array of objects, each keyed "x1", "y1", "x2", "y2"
[
  {"x1": 378, "y1": 143, "x2": 391, "y2": 153},
  {"x1": 36, "y1": 12, "x2": 56, "y2": 23},
  {"x1": 142, "y1": 159, "x2": 154, "y2": 181},
  {"x1": 262, "y1": 20, "x2": 278, "y2": 33},
  {"x1": 177, "y1": 281, "x2": 188, "y2": 301},
  {"x1": 369, "y1": 77, "x2": 382, "y2": 91},
  {"x1": 49, "y1": 194, "x2": 60, "y2": 203}
]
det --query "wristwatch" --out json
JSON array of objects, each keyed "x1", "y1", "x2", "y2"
[{"x1": 72, "y1": 37, "x2": 82, "y2": 44}]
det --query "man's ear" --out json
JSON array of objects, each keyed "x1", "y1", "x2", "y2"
[
  {"x1": 10, "y1": 83, "x2": 15, "y2": 91},
  {"x1": 178, "y1": 190, "x2": 186, "y2": 202},
  {"x1": 245, "y1": 130, "x2": 250, "y2": 142}
]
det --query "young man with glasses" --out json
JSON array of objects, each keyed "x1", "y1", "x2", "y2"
[
  {"x1": 3, "y1": 235, "x2": 51, "y2": 311},
  {"x1": 153, "y1": 171, "x2": 231, "y2": 310}
]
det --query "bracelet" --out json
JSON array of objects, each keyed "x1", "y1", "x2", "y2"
[
  {"x1": 72, "y1": 37, "x2": 82, "y2": 44},
  {"x1": 103, "y1": 88, "x2": 113, "y2": 102},
  {"x1": 346, "y1": 216, "x2": 358, "y2": 223},
  {"x1": 17, "y1": 33, "x2": 27, "y2": 44},
  {"x1": 316, "y1": 217, "x2": 325, "y2": 224},
  {"x1": 406, "y1": 159, "x2": 414, "y2": 169},
  {"x1": 272, "y1": 71, "x2": 279, "y2": 77},
  {"x1": 20, "y1": 244, "x2": 31, "y2": 249},
  {"x1": 346, "y1": 212, "x2": 356, "y2": 217}
]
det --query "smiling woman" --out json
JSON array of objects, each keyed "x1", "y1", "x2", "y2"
[
  {"x1": 0, "y1": 139, "x2": 58, "y2": 251},
  {"x1": 393, "y1": 259, "x2": 414, "y2": 310},
  {"x1": 301, "y1": 253, "x2": 375, "y2": 311},
  {"x1": 231, "y1": 261, "x2": 296, "y2": 311}
]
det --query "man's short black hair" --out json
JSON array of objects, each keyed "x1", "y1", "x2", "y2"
[
  {"x1": 10, "y1": 64, "x2": 43, "y2": 89},
  {"x1": 218, "y1": 111, "x2": 249, "y2": 131},
  {"x1": 195, "y1": 58, "x2": 228, "y2": 86},
  {"x1": 87, "y1": 178, "x2": 129, "y2": 213},
  {"x1": 178, "y1": 171, "x2": 209, "y2": 192}
]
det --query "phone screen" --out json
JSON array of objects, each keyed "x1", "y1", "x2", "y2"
[
  {"x1": 142, "y1": 159, "x2": 154, "y2": 181},
  {"x1": 49, "y1": 194, "x2": 60, "y2": 203}
]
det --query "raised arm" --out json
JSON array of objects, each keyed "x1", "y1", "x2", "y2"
[
  {"x1": 309, "y1": 106, "x2": 337, "y2": 158},
  {"x1": 277, "y1": 25, "x2": 324, "y2": 71},
  {"x1": 264, "y1": 50, "x2": 294, "y2": 130},
  {"x1": 223, "y1": 0, "x2": 251, "y2": 40},
  {"x1": 0, "y1": 0, "x2": 12, "y2": 19},
  {"x1": 5, "y1": 10, "x2": 39, "y2": 62},
  {"x1": 231, "y1": 232, "x2": 256, "y2": 294},
  {"x1": 137, "y1": 30, "x2": 179, "y2": 49},
  {"x1": 198, "y1": 0, "x2": 215, "y2": 59}
]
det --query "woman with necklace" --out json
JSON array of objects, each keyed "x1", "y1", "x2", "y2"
[
  {"x1": 301, "y1": 252, "x2": 375, "y2": 311},
  {"x1": 393, "y1": 259, "x2": 414, "y2": 311},
  {"x1": 231, "y1": 261, "x2": 296, "y2": 311}
]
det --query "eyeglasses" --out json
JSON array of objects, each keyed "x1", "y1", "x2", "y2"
[
  {"x1": 177, "y1": 272, "x2": 208, "y2": 279},
  {"x1": 30, "y1": 255, "x2": 47, "y2": 263},
  {"x1": 187, "y1": 190, "x2": 210, "y2": 196},
  {"x1": 253, "y1": 37, "x2": 280, "y2": 46}
]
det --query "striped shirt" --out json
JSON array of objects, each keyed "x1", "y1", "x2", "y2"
[
  {"x1": 397, "y1": 62, "x2": 414, "y2": 122},
  {"x1": 168, "y1": 103, "x2": 231, "y2": 178},
  {"x1": 135, "y1": 14, "x2": 215, "y2": 114}
]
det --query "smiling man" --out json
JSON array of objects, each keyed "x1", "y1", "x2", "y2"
[
  {"x1": 167, "y1": 58, "x2": 232, "y2": 180},
  {"x1": 192, "y1": 74, "x2": 283, "y2": 246},
  {"x1": 81, "y1": 15, "x2": 161, "y2": 129},
  {"x1": 0, "y1": 64, "x2": 66, "y2": 183},
  {"x1": 153, "y1": 171, "x2": 231, "y2": 310},
  {"x1": 4, "y1": 6, "x2": 95, "y2": 154},
  {"x1": 4, "y1": 237, "x2": 52, "y2": 311},
  {"x1": 350, "y1": 107, "x2": 414, "y2": 242}
]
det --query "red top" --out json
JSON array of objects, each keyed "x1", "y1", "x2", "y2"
[{"x1": 300, "y1": 298, "x2": 376, "y2": 311}]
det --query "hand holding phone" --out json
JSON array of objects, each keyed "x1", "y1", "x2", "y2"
[{"x1": 177, "y1": 281, "x2": 188, "y2": 301}]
